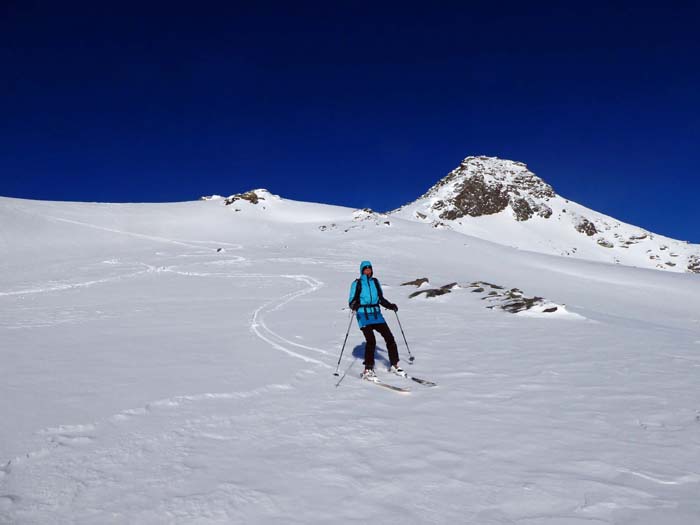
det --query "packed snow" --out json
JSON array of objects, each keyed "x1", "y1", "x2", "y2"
[{"x1": 1, "y1": 191, "x2": 699, "y2": 524}]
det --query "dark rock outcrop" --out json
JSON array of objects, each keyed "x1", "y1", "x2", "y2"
[
  {"x1": 440, "y1": 175, "x2": 511, "y2": 219},
  {"x1": 409, "y1": 288, "x2": 451, "y2": 299},
  {"x1": 411, "y1": 157, "x2": 556, "y2": 222},
  {"x1": 575, "y1": 218, "x2": 598, "y2": 236},
  {"x1": 224, "y1": 191, "x2": 263, "y2": 206},
  {"x1": 408, "y1": 282, "x2": 458, "y2": 299},
  {"x1": 466, "y1": 282, "x2": 564, "y2": 315},
  {"x1": 688, "y1": 256, "x2": 700, "y2": 273},
  {"x1": 401, "y1": 278, "x2": 429, "y2": 287}
]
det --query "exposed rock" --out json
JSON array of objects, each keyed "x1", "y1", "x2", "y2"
[
  {"x1": 440, "y1": 175, "x2": 511, "y2": 219},
  {"x1": 498, "y1": 296, "x2": 545, "y2": 313},
  {"x1": 576, "y1": 217, "x2": 598, "y2": 236},
  {"x1": 409, "y1": 288, "x2": 452, "y2": 299},
  {"x1": 469, "y1": 281, "x2": 568, "y2": 315},
  {"x1": 688, "y1": 255, "x2": 700, "y2": 273},
  {"x1": 469, "y1": 281, "x2": 504, "y2": 290},
  {"x1": 409, "y1": 282, "x2": 458, "y2": 298},
  {"x1": 224, "y1": 191, "x2": 264, "y2": 206},
  {"x1": 510, "y1": 198, "x2": 534, "y2": 221},
  {"x1": 537, "y1": 204, "x2": 553, "y2": 219},
  {"x1": 509, "y1": 197, "x2": 553, "y2": 221},
  {"x1": 406, "y1": 277, "x2": 575, "y2": 316},
  {"x1": 390, "y1": 155, "x2": 699, "y2": 276},
  {"x1": 408, "y1": 157, "x2": 555, "y2": 222},
  {"x1": 401, "y1": 278, "x2": 429, "y2": 287}
]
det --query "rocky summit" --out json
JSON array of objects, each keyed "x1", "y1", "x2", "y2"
[
  {"x1": 412, "y1": 156, "x2": 555, "y2": 222},
  {"x1": 391, "y1": 156, "x2": 700, "y2": 274}
]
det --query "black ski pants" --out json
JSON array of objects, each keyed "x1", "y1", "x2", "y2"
[{"x1": 361, "y1": 322, "x2": 399, "y2": 370}]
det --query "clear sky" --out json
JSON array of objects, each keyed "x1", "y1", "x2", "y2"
[{"x1": 1, "y1": 2, "x2": 698, "y2": 242}]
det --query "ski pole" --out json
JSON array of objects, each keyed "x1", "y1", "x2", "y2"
[
  {"x1": 393, "y1": 311, "x2": 415, "y2": 363},
  {"x1": 333, "y1": 310, "x2": 355, "y2": 376}
]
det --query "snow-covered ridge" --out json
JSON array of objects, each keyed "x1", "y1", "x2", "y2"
[
  {"x1": 46, "y1": 156, "x2": 697, "y2": 276},
  {"x1": 391, "y1": 156, "x2": 700, "y2": 274}
]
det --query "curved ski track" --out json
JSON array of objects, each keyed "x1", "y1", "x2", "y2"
[{"x1": 1, "y1": 233, "x2": 340, "y2": 519}]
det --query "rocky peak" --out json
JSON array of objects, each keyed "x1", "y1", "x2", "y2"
[
  {"x1": 417, "y1": 156, "x2": 555, "y2": 221},
  {"x1": 223, "y1": 189, "x2": 276, "y2": 206},
  {"x1": 392, "y1": 155, "x2": 700, "y2": 274}
]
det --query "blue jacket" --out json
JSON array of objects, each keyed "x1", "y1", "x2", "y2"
[{"x1": 348, "y1": 260, "x2": 391, "y2": 328}]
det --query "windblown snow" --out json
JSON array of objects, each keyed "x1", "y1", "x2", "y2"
[{"x1": 1, "y1": 180, "x2": 699, "y2": 524}]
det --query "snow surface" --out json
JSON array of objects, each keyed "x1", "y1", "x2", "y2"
[{"x1": 1, "y1": 193, "x2": 699, "y2": 524}]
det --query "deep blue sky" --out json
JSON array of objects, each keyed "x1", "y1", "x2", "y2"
[{"x1": 1, "y1": 2, "x2": 698, "y2": 241}]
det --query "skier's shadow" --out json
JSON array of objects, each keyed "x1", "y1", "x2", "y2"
[
  {"x1": 351, "y1": 343, "x2": 391, "y2": 369},
  {"x1": 335, "y1": 343, "x2": 392, "y2": 388}
]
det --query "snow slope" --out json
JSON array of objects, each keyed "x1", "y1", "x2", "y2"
[
  {"x1": 391, "y1": 156, "x2": 700, "y2": 274},
  {"x1": 1, "y1": 192, "x2": 699, "y2": 524}
]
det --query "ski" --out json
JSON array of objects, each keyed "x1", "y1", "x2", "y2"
[
  {"x1": 389, "y1": 368, "x2": 437, "y2": 387},
  {"x1": 409, "y1": 375, "x2": 437, "y2": 387},
  {"x1": 364, "y1": 377, "x2": 410, "y2": 393}
]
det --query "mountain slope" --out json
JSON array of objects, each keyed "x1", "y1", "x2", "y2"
[
  {"x1": 1, "y1": 194, "x2": 699, "y2": 524},
  {"x1": 391, "y1": 156, "x2": 700, "y2": 273}
]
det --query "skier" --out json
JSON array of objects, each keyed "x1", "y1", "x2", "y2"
[{"x1": 348, "y1": 260, "x2": 406, "y2": 380}]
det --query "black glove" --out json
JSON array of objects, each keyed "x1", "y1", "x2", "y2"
[
  {"x1": 389, "y1": 303, "x2": 398, "y2": 312},
  {"x1": 349, "y1": 300, "x2": 360, "y2": 311}
]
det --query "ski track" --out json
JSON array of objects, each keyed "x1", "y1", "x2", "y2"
[
  {"x1": 0, "y1": 250, "x2": 338, "y2": 519},
  {"x1": 3, "y1": 216, "x2": 330, "y2": 365},
  {"x1": 250, "y1": 274, "x2": 332, "y2": 366},
  {"x1": 0, "y1": 264, "x2": 156, "y2": 297},
  {"x1": 161, "y1": 267, "x2": 333, "y2": 367},
  {"x1": 42, "y1": 214, "x2": 242, "y2": 251},
  {"x1": 0, "y1": 214, "x2": 419, "y2": 521}
]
